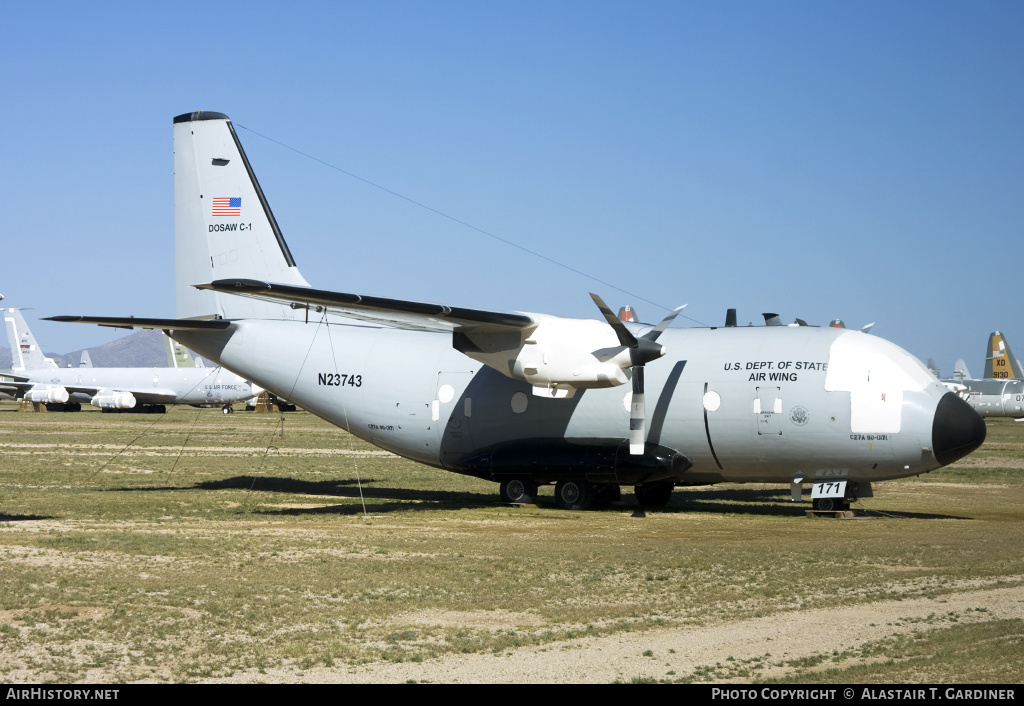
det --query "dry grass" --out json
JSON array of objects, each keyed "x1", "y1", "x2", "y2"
[{"x1": 1, "y1": 405, "x2": 1022, "y2": 683}]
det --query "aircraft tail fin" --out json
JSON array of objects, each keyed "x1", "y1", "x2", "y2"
[
  {"x1": 164, "y1": 334, "x2": 197, "y2": 368},
  {"x1": 984, "y1": 331, "x2": 1022, "y2": 379},
  {"x1": 79, "y1": 350, "x2": 93, "y2": 368},
  {"x1": 174, "y1": 111, "x2": 310, "y2": 321},
  {"x1": 617, "y1": 306, "x2": 638, "y2": 323},
  {"x1": 3, "y1": 309, "x2": 57, "y2": 372},
  {"x1": 953, "y1": 358, "x2": 972, "y2": 382}
]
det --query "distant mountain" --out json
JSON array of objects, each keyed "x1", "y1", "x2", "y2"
[{"x1": 1, "y1": 328, "x2": 169, "y2": 370}]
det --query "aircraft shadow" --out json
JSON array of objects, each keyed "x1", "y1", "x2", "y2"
[
  {"x1": 660, "y1": 488, "x2": 969, "y2": 520},
  {"x1": 99, "y1": 479, "x2": 969, "y2": 519},
  {"x1": 108, "y1": 475, "x2": 497, "y2": 515},
  {"x1": 0, "y1": 513, "x2": 52, "y2": 522}
]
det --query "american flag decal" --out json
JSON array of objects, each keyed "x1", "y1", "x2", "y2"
[{"x1": 212, "y1": 197, "x2": 241, "y2": 217}]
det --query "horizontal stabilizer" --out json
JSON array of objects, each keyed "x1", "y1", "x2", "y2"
[
  {"x1": 198, "y1": 279, "x2": 535, "y2": 332},
  {"x1": 45, "y1": 316, "x2": 232, "y2": 331}
]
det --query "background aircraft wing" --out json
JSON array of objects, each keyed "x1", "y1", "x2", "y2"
[
  {"x1": 0, "y1": 369, "x2": 180, "y2": 405},
  {"x1": 55, "y1": 385, "x2": 178, "y2": 404},
  {"x1": 0, "y1": 375, "x2": 32, "y2": 399},
  {"x1": 196, "y1": 279, "x2": 537, "y2": 333}
]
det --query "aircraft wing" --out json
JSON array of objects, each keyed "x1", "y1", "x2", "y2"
[
  {"x1": 0, "y1": 380, "x2": 29, "y2": 398},
  {"x1": 196, "y1": 279, "x2": 536, "y2": 333}
]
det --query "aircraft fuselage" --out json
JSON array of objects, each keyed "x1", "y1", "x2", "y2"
[
  {"x1": 951, "y1": 378, "x2": 1024, "y2": 418},
  {"x1": 177, "y1": 318, "x2": 973, "y2": 487}
]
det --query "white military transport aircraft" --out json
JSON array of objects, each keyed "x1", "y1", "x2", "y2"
[
  {"x1": 3, "y1": 307, "x2": 253, "y2": 413},
  {"x1": 52, "y1": 111, "x2": 987, "y2": 510}
]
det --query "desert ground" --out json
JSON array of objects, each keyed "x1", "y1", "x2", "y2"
[{"x1": 1, "y1": 405, "x2": 1021, "y2": 683}]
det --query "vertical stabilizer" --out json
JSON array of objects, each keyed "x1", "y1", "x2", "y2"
[
  {"x1": 80, "y1": 350, "x2": 93, "y2": 368},
  {"x1": 984, "y1": 332, "x2": 1022, "y2": 379},
  {"x1": 164, "y1": 334, "x2": 197, "y2": 368},
  {"x1": 174, "y1": 111, "x2": 310, "y2": 320},
  {"x1": 953, "y1": 358, "x2": 972, "y2": 382},
  {"x1": 3, "y1": 309, "x2": 57, "y2": 371}
]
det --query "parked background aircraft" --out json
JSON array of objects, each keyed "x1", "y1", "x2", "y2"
[
  {"x1": 52, "y1": 111, "x2": 987, "y2": 510},
  {"x1": 939, "y1": 332, "x2": 1024, "y2": 420},
  {"x1": 2, "y1": 307, "x2": 254, "y2": 413}
]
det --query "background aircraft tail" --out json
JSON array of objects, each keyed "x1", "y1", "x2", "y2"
[
  {"x1": 983, "y1": 332, "x2": 1022, "y2": 379},
  {"x1": 174, "y1": 111, "x2": 310, "y2": 321},
  {"x1": 79, "y1": 350, "x2": 92, "y2": 368},
  {"x1": 953, "y1": 358, "x2": 972, "y2": 382},
  {"x1": 3, "y1": 308, "x2": 57, "y2": 371},
  {"x1": 164, "y1": 334, "x2": 197, "y2": 368}
]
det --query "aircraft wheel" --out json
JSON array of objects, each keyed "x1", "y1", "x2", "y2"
[
  {"x1": 554, "y1": 480, "x2": 593, "y2": 511},
  {"x1": 499, "y1": 478, "x2": 537, "y2": 504},
  {"x1": 222, "y1": 405, "x2": 233, "y2": 414},
  {"x1": 634, "y1": 481, "x2": 673, "y2": 507},
  {"x1": 813, "y1": 497, "x2": 837, "y2": 511}
]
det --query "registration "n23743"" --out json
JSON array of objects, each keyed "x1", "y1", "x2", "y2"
[{"x1": 317, "y1": 373, "x2": 362, "y2": 387}]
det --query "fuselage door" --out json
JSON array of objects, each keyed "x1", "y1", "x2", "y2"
[
  {"x1": 755, "y1": 386, "x2": 782, "y2": 436},
  {"x1": 435, "y1": 371, "x2": 475, "y2": 458}
]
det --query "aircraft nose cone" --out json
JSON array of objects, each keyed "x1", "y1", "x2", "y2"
[{"x1": 932, "y1": 392, "x2": 986, "y2": 466}]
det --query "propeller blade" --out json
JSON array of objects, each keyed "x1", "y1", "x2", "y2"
[
  {"x1": 629, "y1": 366, "x2": 645, "y2": 455},
  {"x1": 589, "y1": 294, "x2": 684, "y2": 455},
  {"x1": 590, "y1": 293, "x2": 637, "y2": 348},
  {"x1": 641, "y1": 304, "x2": 686, "y2": 342}
]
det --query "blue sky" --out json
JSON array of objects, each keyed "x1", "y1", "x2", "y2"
[{"x1": 1, "y1": 1, "x2": 1021, "y2": 375}]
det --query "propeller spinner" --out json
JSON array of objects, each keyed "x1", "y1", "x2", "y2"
[{"x1": 590, "y1": 294, "x2": 685, "y2": 455}]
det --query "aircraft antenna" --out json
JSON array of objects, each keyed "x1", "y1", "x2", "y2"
[{"x1": 236, "y1": 123, "x2": 710, "y2": 327}]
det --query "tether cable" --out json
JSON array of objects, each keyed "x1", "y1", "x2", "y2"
[
  {"x1": 321, "y1": 310, "x2": 369, "y2": 519},
  {"x1": 236, "y1": 123, "x2": 709, "y2": 328}
]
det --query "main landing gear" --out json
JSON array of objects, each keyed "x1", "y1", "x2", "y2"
[
  {"x1": 554, "y1": 480, "x2": 593, "y2": 510},
  {"x1": 499, "y1": 478, "x2": 675, "y2": 511},
  {"x1": 499, "y1": 478, "x2": 538, "y2": 504},
  {"x1": 222, "y1": 405, "x2": 234, "y2": 414}
]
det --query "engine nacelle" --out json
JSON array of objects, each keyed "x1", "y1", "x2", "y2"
[
  {"x1": 455, "y1": 315, "x2": 656, "y2": 394},
  {"x1": 24, "y1": 386, "x2": 70, "y2": 404},
  {"x1": 90, "y1": 391, "x2": 137, "y2": 409}
]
